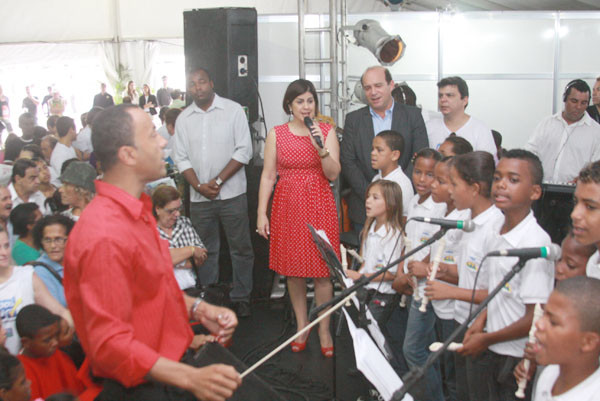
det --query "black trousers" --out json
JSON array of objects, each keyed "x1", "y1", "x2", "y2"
[{"x1": 94, "y1": 351, "x2": 198, "y2": 401}]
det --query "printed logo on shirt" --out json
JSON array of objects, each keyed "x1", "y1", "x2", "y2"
[
  {"x1": 0, "y1": 296, "x2": 22, "y2": 320},
  {"x1": 466, "y1": 261, "x2": 478, "y2": 271},
  {"x1": 502, "y1": 282, "x2": 512, "y2": 293},
  {"x1": 443, "y1": 255, "x2": 455, "y2": 263},
  {"x1": 419, "y1": 231, "x2": 432, "y2": 244}
]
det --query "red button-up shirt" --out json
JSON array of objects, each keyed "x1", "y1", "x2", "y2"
[{"x1": 64, "y1": 180, "x2": 193, "y2": 387}]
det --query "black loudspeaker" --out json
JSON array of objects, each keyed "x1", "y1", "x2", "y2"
[{"x1": 183, "y1": 8, "x2": 258, "y2": 123}]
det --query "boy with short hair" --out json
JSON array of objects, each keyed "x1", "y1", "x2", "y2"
[
  {"x1": 554, "y1": 231, "x2": 596, "y2": 281},
  {"x1": 532, "y1": 276, "x2": 600, "y2": 400},
  {"x1": 371, "y1": 129, "x2": 414, "y2": 223},
  {"x1": 570, "y1": 160, "x2": 600, "y2": 280},
  {"x1": 459, "y1": 149, "x2": 555, "y2": 400},
  {"x1": 16, "y1": 304, "x2": 83, "y2": 400}
]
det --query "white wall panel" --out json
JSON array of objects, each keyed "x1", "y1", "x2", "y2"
[
  {"x1": 559, "y1": 17, "x2": 600, "y2": 73},
  {"x1": 441, "y1": 16, "x2": 555, "y2": 74}
]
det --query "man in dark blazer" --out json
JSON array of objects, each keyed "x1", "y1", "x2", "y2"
[{"x1": 341, "y1": 66, "x2": 429, "y2": 230}]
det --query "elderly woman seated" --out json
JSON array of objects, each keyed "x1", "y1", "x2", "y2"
[
  {"x1": 58, "y1": 161, "x2": 97, "y2": 221},
  {"x1": 151, "y1": 185, "x2": 207, "y2": 291},
  {"x1": 32, "y1": 214, "x2": 75, "y2": 307}
]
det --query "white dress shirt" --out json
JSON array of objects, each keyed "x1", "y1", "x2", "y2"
[
  {"x1": 173, "y1": 94, "x2": 252, "y2": 202},
  {"x1": 8, "y1": 183, "x2": 50, "y2": 215},
  {"x1": 526, "y1": 112, "x2": 600, "y2": 182}
]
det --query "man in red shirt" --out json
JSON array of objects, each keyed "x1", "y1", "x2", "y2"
[{"x1": 63, "y1": 104, "x2": 241, "y2": 401}]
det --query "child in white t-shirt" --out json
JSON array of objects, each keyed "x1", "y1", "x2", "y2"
[
  {"x1": 532, "y1": 277, "x2": 600, "y2": 401},
  {"x1": 393, "y1": 148, "x2": 446, "y2": 401},
  {"x1": 460, "y1": 149, "x2": 554, "y2": 400},
  {"x1": 370, "y1": 130, "x2": 414, "y2": 225},
  {"x1": 425, "y1": 151, "x2": 500, "y2": 401}
]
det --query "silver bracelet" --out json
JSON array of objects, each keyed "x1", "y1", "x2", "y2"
[{"x1": 191, "y1": 297, "x2": 203, "y2": 319}]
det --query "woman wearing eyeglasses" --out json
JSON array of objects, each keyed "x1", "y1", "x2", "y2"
[
  {"x1": 58, "y1": 161, "x2": 97, "y2": 221},
  {"x1": 31, "y1": 214, "x2": 75, "y2": 308},
  {"x1": 152, "y1": 185, "x2": 208, "y2": 291}
]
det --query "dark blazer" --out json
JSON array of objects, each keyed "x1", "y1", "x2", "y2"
[
  {"x1": 340, "y1": 103, "x2": 429, "y2": 226},
  {"x1": 139, "y1": 94, "x2": 158, "y2": 115}
]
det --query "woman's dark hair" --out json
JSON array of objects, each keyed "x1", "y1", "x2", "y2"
[
  {"x1": 443, "y1": 133, "x2": 473, "y2": 156},
  {"x1": 9, "y1": 203, "x2": 39, "y2": 237},
  {"x1": 451, "y1": 151, "x2": 495, "y2": 197},
  {"x1": 0, "y1": 350, "x2": 22, "y2": 391},
  {"x1": 412, "y1": 148, "x2": 442, "y2": 165},
  {"x1": 151, "y1": 185, "x2": 181, "y2": 217},
  {"x1": 282, "y1": 79, "x2": 319, "y2": 115},
  {"x1": 32, "y1": 214, "x2": 75, "y2": 250}
]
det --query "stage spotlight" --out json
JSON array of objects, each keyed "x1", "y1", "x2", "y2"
[{"x1": 352, "y1": 19, "x2": 406, "y2": 66}]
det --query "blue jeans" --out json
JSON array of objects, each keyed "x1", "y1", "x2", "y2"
[
  {"x1": 190, "y1": 194, "x2": 254, "y2": 302},
  {"x1": 403, "y1": 297, "x2": 444, "y2": 401}
]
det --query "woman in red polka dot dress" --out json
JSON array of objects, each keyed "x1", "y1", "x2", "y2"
[{"x1": 257, "y1": 79, "x2": 340, "y2": 357}]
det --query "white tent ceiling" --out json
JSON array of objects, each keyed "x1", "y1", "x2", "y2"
[{"x1": 1, "y1": 0, "x2": 599, "y2": 44}]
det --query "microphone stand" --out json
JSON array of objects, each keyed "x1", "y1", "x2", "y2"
[
  {"x1": 309, "y1": 227, "x2": 448, "y2": 321},
  {"x1": 391, "y1": 257, "x2": 530, "y2": 400}
]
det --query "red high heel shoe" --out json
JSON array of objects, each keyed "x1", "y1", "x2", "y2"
[
  {"x1": 291, "y1": 328, "x2": 311, "y2": 353},
  {"x1": 321, "y1": 345, "x2": 334, "y2": 358}
]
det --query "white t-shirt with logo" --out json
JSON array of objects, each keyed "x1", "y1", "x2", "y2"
[
  {"x1": 482, "y1": 211, "x2": 554, "y2": 357},
  {"x1": 454, "y1": 205, "x2": 504, "y2": 324},
  {"x1": 362, "y1": 224, "x2": 403, "y2": 294},
  {"x1": 431, "y1": 208, "x2": 471, "y2": 320},
  {"x1": 404, "y1": 193, "x2": 446, "y2": 299}
]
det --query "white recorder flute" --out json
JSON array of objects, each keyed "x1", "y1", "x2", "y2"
[
  {"x1": 400, "y1": 237, "x2": 418, "y2": 307},
  {"x1": 419, "y1": 238, "x2": 446, "y2": 312},
  {"x1": 340, "y1": 244, "x2": 348, "y2": 270},
  {"x1": 515, "y1": 303, "x2": 544, "y2": 398}
]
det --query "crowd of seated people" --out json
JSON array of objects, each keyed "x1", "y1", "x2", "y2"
[{"x1": 0, "y1": 71, "x2": 599, "y2": 401}]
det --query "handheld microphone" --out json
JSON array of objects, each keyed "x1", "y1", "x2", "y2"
[
  {"x1": 303, "y1": 117, "x2": 324, "y2": 148},
  {"x1": 411, "y1": 217, "x2": 475, "y2": 232},
  {"x1": 486, "y1": 244, "x2": 561, "y2": 261}
]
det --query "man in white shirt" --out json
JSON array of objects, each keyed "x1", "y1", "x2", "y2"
[
  {"x1": 174, "y1": 67, "x2": 254, "y2": 318},
  {"x1": 526, "y1": 79, "x2": 600, "y2": 183},
  {"x1": 50, "y1": 116, "x2": 78, "y2": 186},
  {"x1": 8, "y1": 158, "x2": 50, "y2": 215},
  {"x1": 426, "y1": 76, "x2": 497, "y2": 160},
  {"x1": 527, "y1": 80, "x2": 600, "y2": 243},
  {"x1": 73, "y1": 107, "x2": 102, "y2": 161}
]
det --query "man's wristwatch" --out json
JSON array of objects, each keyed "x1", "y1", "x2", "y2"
[{"x1": 215, "y1": 177, "x2": 223, "y2": 187}]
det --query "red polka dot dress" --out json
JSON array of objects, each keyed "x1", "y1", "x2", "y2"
[{"x1": 269, "y1": 122, "x2": 340, "y2": 278}]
